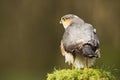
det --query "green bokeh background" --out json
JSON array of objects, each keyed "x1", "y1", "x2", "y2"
[{"x1": 0, "y1": 0, "x2": 120, "y2": 80}]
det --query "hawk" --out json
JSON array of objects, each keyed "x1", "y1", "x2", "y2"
[{"x1": 60, "y1": 14, "x2": 100, "y2": 69}]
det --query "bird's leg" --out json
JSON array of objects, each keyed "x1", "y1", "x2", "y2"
[
  {"x1": 84, "y1": 57, "x2": 88, "y2": 70},
  {"x1": 72, "y1": 64, "x2": 74, "y2": 70},
  {"x1": 72, "y1": 56, "x2": 75, "y2": 70}
]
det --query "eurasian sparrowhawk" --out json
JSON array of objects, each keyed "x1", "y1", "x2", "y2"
[{"x1": 60, "y1": 14, "x2": 100, "y2": 69}]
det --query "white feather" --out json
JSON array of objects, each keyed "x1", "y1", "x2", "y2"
[
  {"x1": 74, "y1": 54, "x2": 95, "y2": 69},
  {"x1": 64, "y1": 53, "x2": 74, "y2": 65},
  {"x1": 64, "y1": 53, "x2": 95, "y2": 69}
]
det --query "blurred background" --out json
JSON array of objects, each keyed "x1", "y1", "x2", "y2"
[{"x1": 0, "y1": 0, "x2": 120, "y2": 80}]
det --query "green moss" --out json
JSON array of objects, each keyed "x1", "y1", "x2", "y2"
[{"x1": 47, "y1": 69, "x2": 115, "y2": 80}]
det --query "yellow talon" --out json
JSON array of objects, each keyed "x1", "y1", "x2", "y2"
[
  {"x1": 72, "y1": 64, "x2": 75, "y2": 70},
  {"x1": 85, "y1": 57, "x2": 88, "y2": 69}
]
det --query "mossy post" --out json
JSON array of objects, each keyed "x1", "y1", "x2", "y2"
[{"x1": 47, "y1": 68, "x2": 115, "y2": 80}]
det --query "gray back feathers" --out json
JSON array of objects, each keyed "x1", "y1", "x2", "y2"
[{"x1": 62, "y1": 22, "x2": 99, "y2": 48}]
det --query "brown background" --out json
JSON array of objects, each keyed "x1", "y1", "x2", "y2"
[{"x1": 0, "y1": 0, "x2": 120, "y2": 80}]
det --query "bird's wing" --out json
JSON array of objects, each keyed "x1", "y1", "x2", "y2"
[
  {"x1": 62, "y1": 23, "x2": 100, "y2": 57},
  {"x1": 75, "y1": 23, "x2": 100, "y2": 58},
  {"x1": 79, "y1": 23, "x2": 99, "y2": 48},
  {"x1": 82, "y1": 23, "x2": 100, "y2": 57},
  {"x1": 61, "y1": 23, "x2": 100, "y2": 57}
]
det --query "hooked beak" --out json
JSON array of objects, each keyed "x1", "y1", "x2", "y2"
[{"x1": 59, "y1": 20, "x2": 62, "y2": 24}]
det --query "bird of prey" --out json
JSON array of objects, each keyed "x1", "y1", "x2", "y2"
[{"x1": 60, "y1": 14, "x2": 100, "y2": 69}]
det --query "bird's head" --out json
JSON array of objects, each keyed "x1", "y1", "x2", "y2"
[{"x1": 60, "y1": 14, "x2": 84, "y2": 29}]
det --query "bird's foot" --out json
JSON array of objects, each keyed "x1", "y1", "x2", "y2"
[
  {"x1": 85, "y1": 57, "x2": 88, "y2": 69},
  {"x1": 72, "y1": 64, "x2": 75, "y2": 70}
]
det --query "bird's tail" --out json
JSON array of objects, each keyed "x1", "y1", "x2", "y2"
[{"x1": 81, "y1": 44, "x2": 99, "y2": 58}]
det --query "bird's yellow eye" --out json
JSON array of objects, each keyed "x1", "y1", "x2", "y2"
[
  {"x1": 62, "y1": 18, "x2": 68, "y2": 21},
  {"x1": 62, "y1": 18, "x2": 65, "y2": 21}
]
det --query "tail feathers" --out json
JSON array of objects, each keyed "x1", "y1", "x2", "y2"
[{"x1": 82, "y1": 44, "x2": 98, "y2": 58}]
